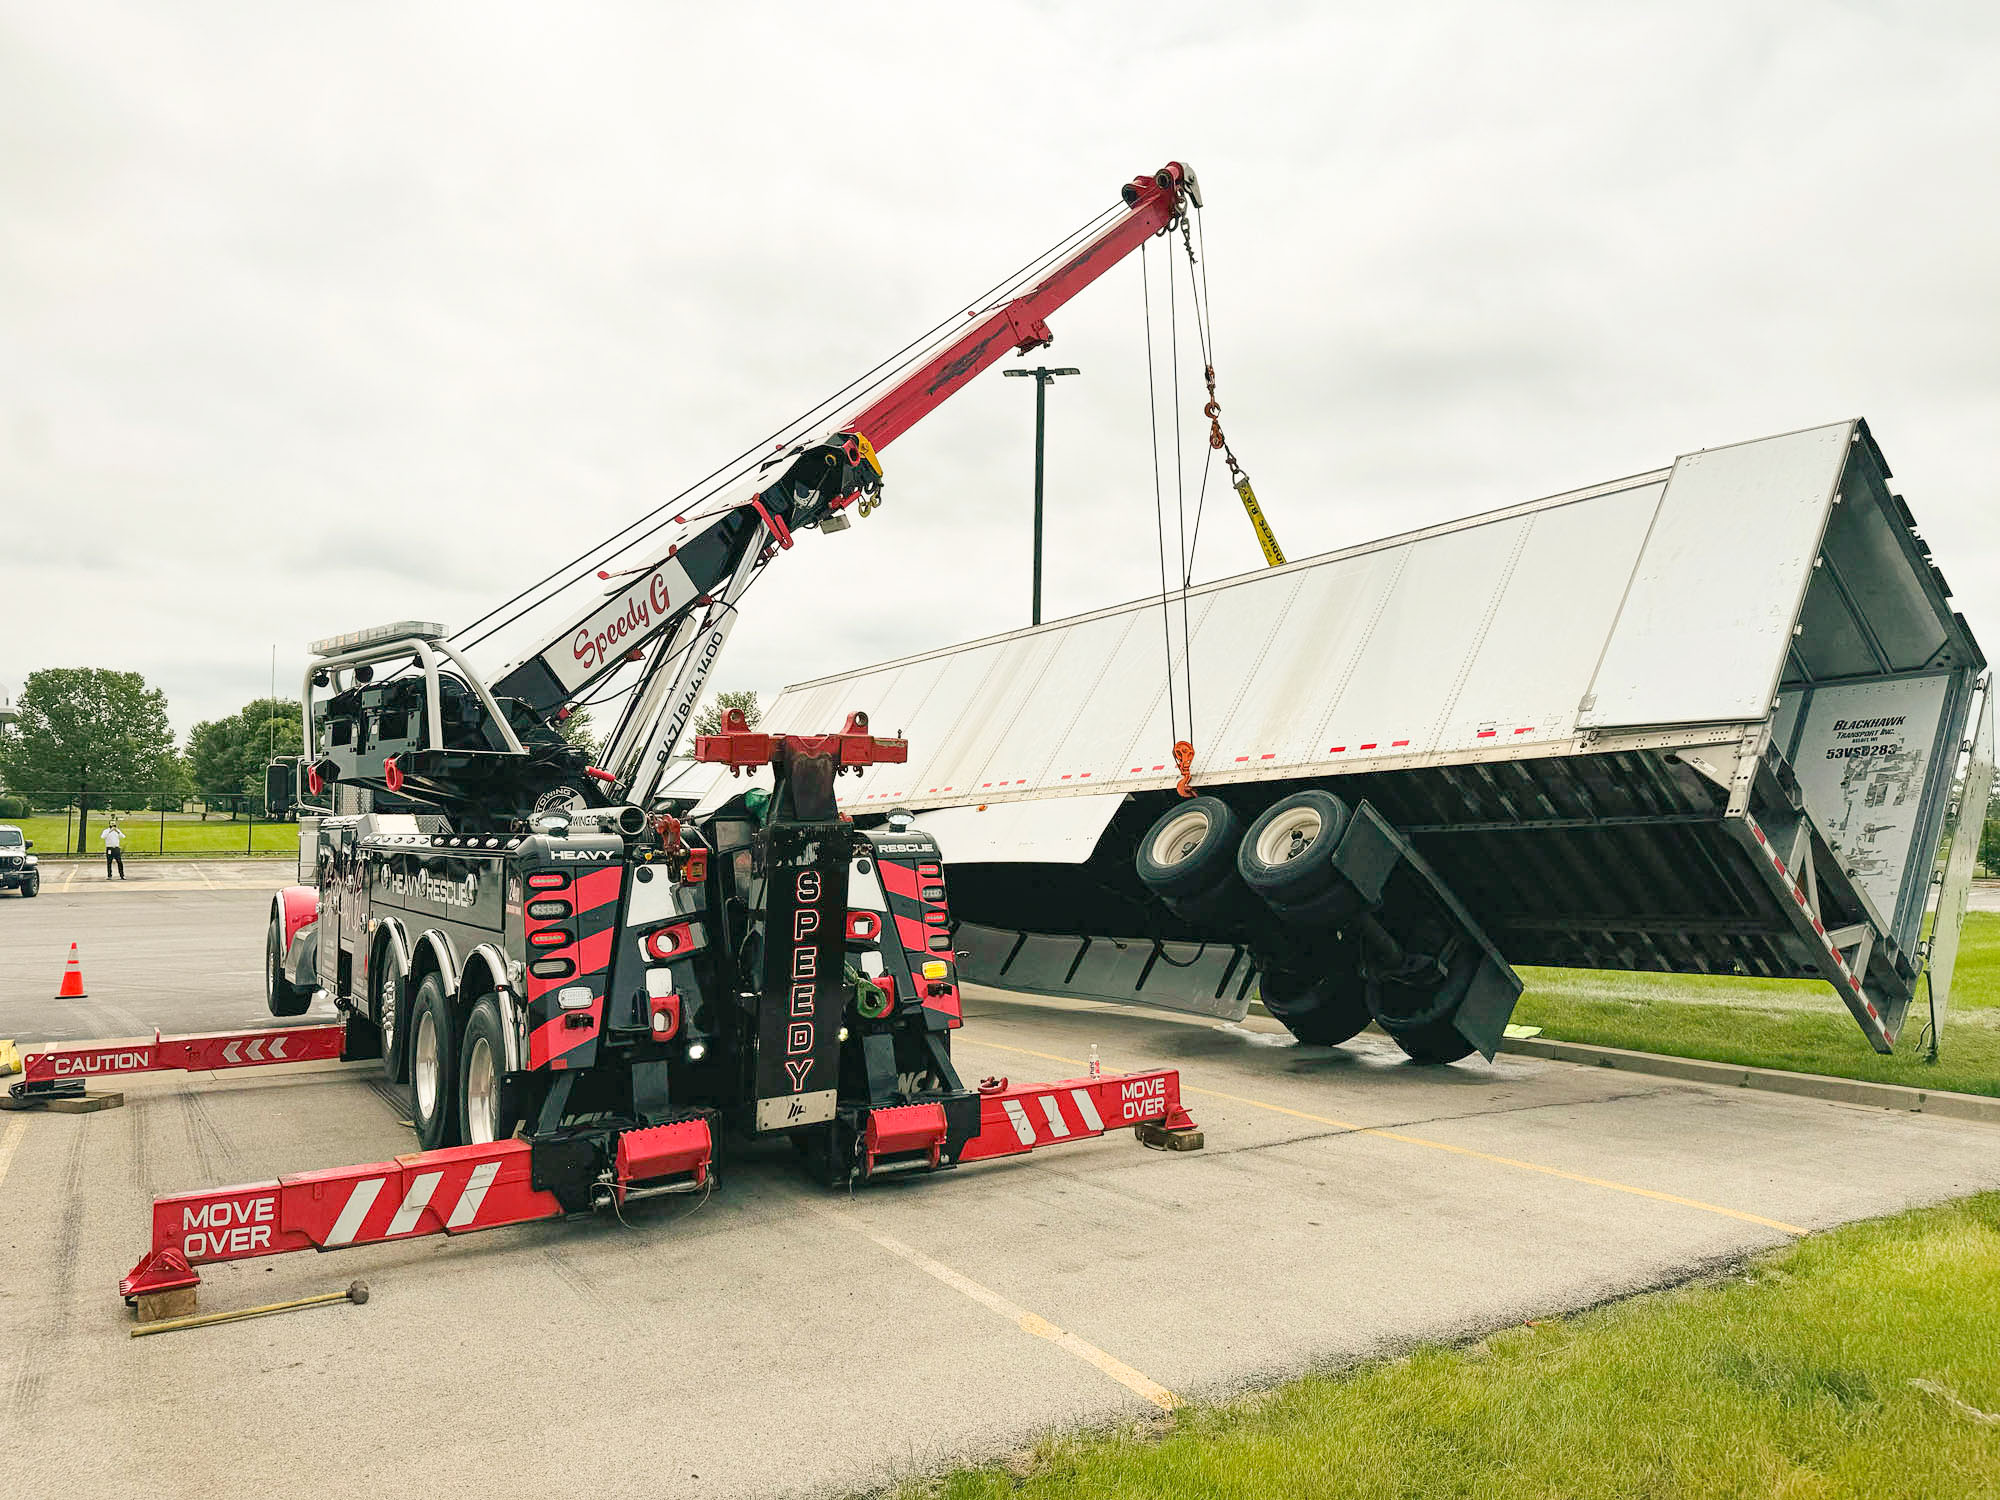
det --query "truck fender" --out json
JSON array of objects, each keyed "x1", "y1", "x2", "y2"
[
  {"x1": 367, "y1": 917, "x2": 413, "y2": 998},
  {"x1": 275, "y1": 886, "x2": 318, "y2": 951},
  {"x1": 464, "y1": 942, "x2": 526, "y2": 1073},
  {"x1": 410, "y1": 929, "x2": 461, "y2": 998}
]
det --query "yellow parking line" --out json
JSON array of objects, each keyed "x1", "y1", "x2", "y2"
[
  {"x1": 962, "y1": 1036, "x2": 1807, "y2": 1238},
  {"x1": 0, "y1": 1117, "x2": 29, "y2": 1193},
  {"x1": 811, "y1": 1206, "x2": 1178, "y2": 1410},
  {"x1": 62, "y1": 864, "x2": 80, "y2": 891}
]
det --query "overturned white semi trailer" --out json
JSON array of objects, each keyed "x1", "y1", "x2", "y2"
[{"x1": 685, "y1": 420, "x2": 1985, "y2": 1061}]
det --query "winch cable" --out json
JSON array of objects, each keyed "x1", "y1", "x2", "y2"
[
  {"x1": 1141, "y1": 242, "x2": 1197, "y2": 797},
  {"x1": 458, "y1": 200, "x2": 1122, "y2": 653},
  {"x1": 1180, "y1": 204, "x2": 1220, "y2": 584},
  {"x1": 453, "y1": 201, "x2": 1127, "y2": 658},
  {"x1": 1177, "y1": 202, "x2": 1281, "y2": 580},
  {"x1": 1167, "y1": 231, "x2": 1197, "y2": 774}
]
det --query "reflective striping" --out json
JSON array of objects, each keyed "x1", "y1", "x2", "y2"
[
  {"x1": 269, "y1": 1036, "x2": 288, "y2": 1059},
  {"x1": 1070, "y1": 1087, "x2": 1104, "y2": 1132},
  {"x1": 447, "y1": 1161, "x2": 501, "y2": 1229},
  {"x1": 1037, "y1": 1094, "x2": 1071, "y2": 1138},
  {"x1": 386, "y1": 1171, "x2": 444, "y2": 1236},
  {"x1": 1002, "y1": 1098, "x2": 1036, "y2": 1146},
  {"x1": 325, "y1": 1178, "x2": 386, "y2": 1246}
]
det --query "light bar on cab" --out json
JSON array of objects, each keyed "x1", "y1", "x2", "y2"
[{"x1": 309, "y1": 621, "x2": 448, "y2": 657}]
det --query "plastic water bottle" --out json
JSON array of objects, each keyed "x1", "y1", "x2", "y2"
[{"x1": 1088, "y1": 1044, "x2": 1101, "y2": 1078}]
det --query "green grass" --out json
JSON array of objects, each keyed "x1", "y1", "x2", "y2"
[
  {"x1": 1, "y1": 813, "x2": 297, "y2": 857},
  {"x1": 1509, "y1": 911, "x2": 2000, "y2": 1097},
  {"x1": 895, "y1": 1194, "x2": 2000, "y2": 1500}
]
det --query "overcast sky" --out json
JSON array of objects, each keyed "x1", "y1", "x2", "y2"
[{"x1": 4, "y1": 2, "x2": 1995, "y2": 741}]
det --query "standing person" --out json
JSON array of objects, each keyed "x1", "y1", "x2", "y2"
[{"x1": 101, "y1": 817, "x2": 126, "y2": 880}]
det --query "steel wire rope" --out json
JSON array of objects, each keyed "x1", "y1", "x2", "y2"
[
  {"x1": 1139, "y1": 244, "x2": 1181, "y2": 754},
  {"x1": 1167, "y1": 227, "x2": 1195, "y2": 760},
  {"x1": 452, "y1": 202, "x2": 1127, "y2": 657},
  {"x1": 459, "y1": 206, "x2": 1118, "y2": 650},
  {"x1": 1181, "y1": 205, "x2": 1221, "y2": 584}
]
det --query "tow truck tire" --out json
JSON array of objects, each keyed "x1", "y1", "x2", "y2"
[
  {"x1": 1237, "y1": 791, "x2": 1353, "y2": 913},
  {"x1": 1259, "y1": 966, "x2": 1372, "y2": 1047},
  {"x1": 1135, "y1": 796, "x2": 1242, "y2": 912},
  {"x1": 266, "y1": 908, "x2": 313, "y2": 1017},
  {"x1": 410, "y1": 974, "x2": 459, "y2": 1150},
  {"x1": 375, "y1": 961, "x2": 410, "y2": 1086},
  {"x1": 458, "y1": 997, "x2": 523, "y2": 1145}
]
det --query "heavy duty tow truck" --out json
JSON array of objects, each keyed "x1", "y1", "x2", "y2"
[{"x1": 44, "y1": 161, "x2": 1211, "y2": 1316}]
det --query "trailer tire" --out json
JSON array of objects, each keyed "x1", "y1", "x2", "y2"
[
  {"x1": 410, "y1": 973, "x2": 459, "y2": 1150},
  {"x1": 1135, "y1": 797, "x2": 1242, "y2": 906},
  {"x1": 266, "y1": 908, "x2": 313, "y2": 1017},
  {"x1": 458, "y1": 997, "x2": 523, "y2": 1145},
  {"x1": 1258, "y1": 966, "x2": 1372, "y2": 1047},
  {"x1": 1368, "y1": 946, "x2": 1482, "y2": 1065},
  {"x1": 1237, "y1": 792, "x2": 1353, "y2": 913}
]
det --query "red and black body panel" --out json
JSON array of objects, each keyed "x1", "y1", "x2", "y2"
[
  {"x1": 862, "y1": 827, "x2": 961, "y2": 1025},
  {"x1": 512, "y1": 834, "x2": 626, "y2": 1071}
]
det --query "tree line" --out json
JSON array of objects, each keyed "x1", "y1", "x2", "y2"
[
  {"x1": 0, "y1": 668, "x2": 302, "y2": 851},
  {"x1": 0, "y1": 668, "x2": 765, "y2": 854}
]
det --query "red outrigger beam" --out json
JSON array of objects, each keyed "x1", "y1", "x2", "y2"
[
  {"x1": 120, "y1": 1067, "x2": 1199, "y2": 1312},
  {"x1": 12, "y1": 1022, "x2": 352, "y2": 1100}
]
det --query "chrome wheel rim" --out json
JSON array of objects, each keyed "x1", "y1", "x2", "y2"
[
  {"x1": 380, "y1": 974, "x2": 397, "y2": 1059},
  {"x1": 1150, "y1": 808, "x2": 1212, "y2": 868},
  {"x1": 464, "y1": 1035, "x2": 498, "y2": 1144},
  {"x1": 1255, "y1": 805, "x2": 1323, "y2": 865},
  {"x1": 414, "y1": 1008, "x2": 439, "y2": 1121}
]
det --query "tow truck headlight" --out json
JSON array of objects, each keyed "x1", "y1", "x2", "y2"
[{"x1": 685, "y1": 1040, "x2": 707, "y2": 1062}]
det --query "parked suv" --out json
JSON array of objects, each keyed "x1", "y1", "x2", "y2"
[{"x1": 0, "y1": 825, "x2": 39, "y2": 898}]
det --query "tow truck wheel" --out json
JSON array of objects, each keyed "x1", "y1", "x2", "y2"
[
  {"x1": 375, "y1": 962, "x2": 410, "y2": 1085},
  {"x1": 458, "y1": 997, "x2": 522, "y2": 1145},
  {"x1": 409, "y1": 974, "x2": 459, "y2": 1150},
  {"x1": 266, "y1": 908, "x2": 313, "y2": 1017}
]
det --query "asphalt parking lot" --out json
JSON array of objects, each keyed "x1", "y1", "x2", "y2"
[{"x1": 4, "y1": 874, "x2": 2000, "y2": 1499}]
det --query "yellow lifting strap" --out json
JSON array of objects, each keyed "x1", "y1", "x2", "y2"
[
  {"x1": 1201, "y1": 362, "x2": 1285, "y2": 569},
  {"x1": 1234, "y1": 473, "x2": 1285, "y2": 567}
]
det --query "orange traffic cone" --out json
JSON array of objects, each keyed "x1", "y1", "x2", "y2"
[{"x1": 55, "y1": 942, "x2": 88, "y2": 999}]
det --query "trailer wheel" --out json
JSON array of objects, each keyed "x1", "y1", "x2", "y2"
[
  {"x1": 1237, "y1": 791, "x2": 1352, "y2": 913},
  {"x1": 1368, "y1": 946, "x2": 1481, "y2": 1065},
  {"x1": 409, "y1": 974, "x2": 459, "y2": 1149},
  {"x1": 266, "y1": 908, "x2": 313, "y2": 1017},
  {"x1": 459, "y1": 997, "x2": 523, "y2": 1145},
  {"x1": 1135, "y1": 796, "x2": 1242, "y2": 908},
  {"x1": 1258, "y1": 966, "x2": 1371, "y2": 1047}
]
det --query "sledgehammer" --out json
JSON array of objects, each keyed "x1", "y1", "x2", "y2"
[{"x1": 129, "y1": 1280, "x2": 369, "y2": 1338}]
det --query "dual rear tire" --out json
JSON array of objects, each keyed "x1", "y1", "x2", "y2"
[{"x1": 407, "y1": 977, "x2": 520, "y2": 1150}]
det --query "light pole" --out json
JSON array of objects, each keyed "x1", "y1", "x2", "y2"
[{"x1": 1002, "y1": 365, "x2": 1080, "y2": 625}]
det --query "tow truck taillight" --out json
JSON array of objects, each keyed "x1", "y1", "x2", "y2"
[
  {"x1": 529, "y1": 929, "x2": 570, "y2": 948},
  {"x1": 527, "y1": 898, "x2": 571, "y2": 920},
  {"x1": 528, "y1": 872, "x2": 568, "y2": 890}
]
